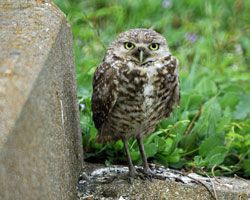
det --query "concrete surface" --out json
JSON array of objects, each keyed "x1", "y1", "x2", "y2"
[
  {"x1": 78, "y1": 164, "x2": 250, "y2": 200},
  {"x1": 0, "y1": 0, "x2": 83, "y2": 199}
]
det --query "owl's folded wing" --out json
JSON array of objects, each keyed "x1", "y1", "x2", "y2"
[
  {"x1": 91, "y1": 62, "x2": 118, "y2": 130},
  {"x1": 164, "y1": 56, "x2": 180, "y2": 117}
]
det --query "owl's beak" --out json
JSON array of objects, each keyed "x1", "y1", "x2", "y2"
[
  {"x1": 139, "y1": 49, "x2": 144, "y2": 63},
  {"x1": 137, "y1": 47, "x2": 147, "y2": 63},
  {"x1": 132, "y1": 47, "x2": 148, "y2": 63}
]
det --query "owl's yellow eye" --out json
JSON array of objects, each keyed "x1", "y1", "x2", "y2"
[
  {"x1": 124, "y1": 42, "x2": 135, "y2": 50},
  {"x1": 149, "y1": 43, "x2": 160, "y2": 51}
]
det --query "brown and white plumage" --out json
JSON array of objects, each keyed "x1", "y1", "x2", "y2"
[{"x1": 91, "y1": 28, "x2": 180, "y2": 177}]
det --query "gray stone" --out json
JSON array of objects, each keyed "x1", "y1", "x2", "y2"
[
  {"x1": 79, "y1": 164, "x2": 250, "y2": 200},
  {"x1": 0, "y1": 1, "x2": 83, "y2": 199}
]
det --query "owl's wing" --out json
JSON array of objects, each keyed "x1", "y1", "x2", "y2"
[
  {"x1": 173, "y1": 76, "x2": 180, "y2": 105},
  {"x1": 91, "y1": 62, "x2": 118, "y2": 130},
  {"x1": 165, "y1": 56, "x2": 180, "y2": 117},
  {"x1": 172, "y1": 58, "x2": 180, "y2": 107}
]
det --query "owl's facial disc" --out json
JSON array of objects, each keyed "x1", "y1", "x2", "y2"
[{"x1": 110, "y1": 29, "x2": 170, "y2": 66}]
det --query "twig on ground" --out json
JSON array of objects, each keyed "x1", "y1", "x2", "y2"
[
  {"x1": 211, "y1": 165, "x2": 220, "y2": 184},
  {"x1": 174, "y1": 170, "x2": 217, "y2": 200},
  {"x1": 234, "y1": 174, "x2": 250, "y2": 185},
  {"x1": 201, "y1": 169, "x2": 218, "y2": 200}
]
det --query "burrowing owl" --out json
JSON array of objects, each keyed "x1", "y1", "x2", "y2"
[{"x1": 91, "y1": 28, "x2": 180, "y2": 177}]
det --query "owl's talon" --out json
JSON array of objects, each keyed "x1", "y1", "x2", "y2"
[
  {"x1": 116, "y1": 170, "x2": 143, "y2": 183},
  {"x1": 137, "y1": 168, "x2": 166, "y2": 181},
  {"x1": 137, "y1": 168, "x2": 153, "y2": 178}
]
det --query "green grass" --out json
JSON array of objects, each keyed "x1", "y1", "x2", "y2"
[{"x1": 54, "y1": 0, "x2": 250, "y2": 177}]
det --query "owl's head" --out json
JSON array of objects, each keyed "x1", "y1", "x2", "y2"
[{"x1": 108, "y1": 28, "x2": 170, "y2": 65}]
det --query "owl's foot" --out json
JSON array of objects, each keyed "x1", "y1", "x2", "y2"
[
  {"x1": 137, "y1": 167, "x2": 154, "y2": 179},
  {"x1": 116, "y1": 168, "x2": 146, "y2": 183},
  {"x1": 128, "y1": 166, "x2": 138, "y2": 178},
  {"x1": 137, "y1": 167, "x2": 166, "y2": 181}
]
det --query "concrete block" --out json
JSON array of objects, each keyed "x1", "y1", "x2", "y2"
[{"x1": 0, "y1": 1, "x2": 83, "y2": 199}]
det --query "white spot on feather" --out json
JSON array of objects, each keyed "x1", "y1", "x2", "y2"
[
  {"x1": 143, "y1": 61, "x2": 164, "y2": 112},
  {"x1": 144, "y1": 84, "x2": 154, "y2": 96},
  {"x1": 147, "y1": 62, "x2": 162, "y2": 77},
  {"x1": 127, "y1": 61, "x2": 134, "y2": 71},
  {"x1": 143, "y1": 61, "x2": 163, "y2": 97}
]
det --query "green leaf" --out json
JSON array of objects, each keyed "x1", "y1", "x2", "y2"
[
  {"x1": 215, "y1": 107, "x2": 232, "y2": 133},
  {"x1": 219, "y1": 92, "x2": 239, "y2": 109},
  {"x1": 145, "y1": 130, "x2": 163, "y2": 144},
  {"x1": 243, "y1": 159, "x2": 250, "y2": 177},
  {"x1": 244, "y1": 134, "x2": 250, "y2": 147},
  {"x1": 144, "y1": 143, "x2": 158, "y2": 157},
  {"x1": 205, "y1": 146, "x2": 228, "y2": 167},
  {"x1": 199, "y1": 135, "x2": 224, "y2": 157},
  {"x1": 130, "y1": 150, "x2": 140, "y2": 162},
  {"x1": 167, "y1": 149, "x2": 182, "y2": 163},
  {"x1": 233, "y1": 94, "x2": 250, "y2": 120},
  {"x1": 195, "y1": 77, "x2": 218, "y2": 97},
  {"x1": 194, "y1": 155, "x2": 207, "y2": 167},
  {"x1": 157, "y1": 137, "x2": 167, "y2": 152},
  {"x1": 173, "y1": 120, "x2": 190, "y2": 139},
  {"x1": 114, "y1": 140, "x2": 124, "y2": 151},
  {"x1": 192, "y1": 97, "x2": 221, "y2": 137},
  {"x1": 162, "y1": 138, "x2": 174, "y2": 155},
  {"x1": 181, "y1": 92, "x2": 203, "y2": 110}
]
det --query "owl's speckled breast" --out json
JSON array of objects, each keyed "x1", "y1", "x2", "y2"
[{"x1": 107, "y1": 56, "x2": 178, "y2": 139}]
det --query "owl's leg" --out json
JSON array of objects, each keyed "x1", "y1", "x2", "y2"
[
  {"x1": 137, "y1": 136, "x2": 169, "y2": 180},
  {"x1": 136, "y1": 135, "x2": 156, "y2": 178},
  {"x1": 123, "y1": 138, "x2": 137, "y2": 177}
]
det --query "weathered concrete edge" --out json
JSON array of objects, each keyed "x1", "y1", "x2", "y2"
[
  {"x1": 28, "y1": 3, "x2": 83, "y2": 164},
  {"x1": 52, "y1": 7, "x2": 83, "y2": 169},
  {"x1": 0, "y1": 1, "x2": 66, "y2": 147},
  {"x1": 43, "y1": 0, "x2": 83, "y2": 171}
]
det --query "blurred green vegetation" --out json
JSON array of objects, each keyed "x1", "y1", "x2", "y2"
[{"x1": 54, "y1": 0, "x2": 250, "y2": 177}]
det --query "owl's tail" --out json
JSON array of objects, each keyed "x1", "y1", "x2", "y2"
[
  {"x1": 96, "y1": 134, "x2": 113, "y2": 143},
  {"x1": 96, "y1": 124, "x2": 116, "y2": 143}
]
